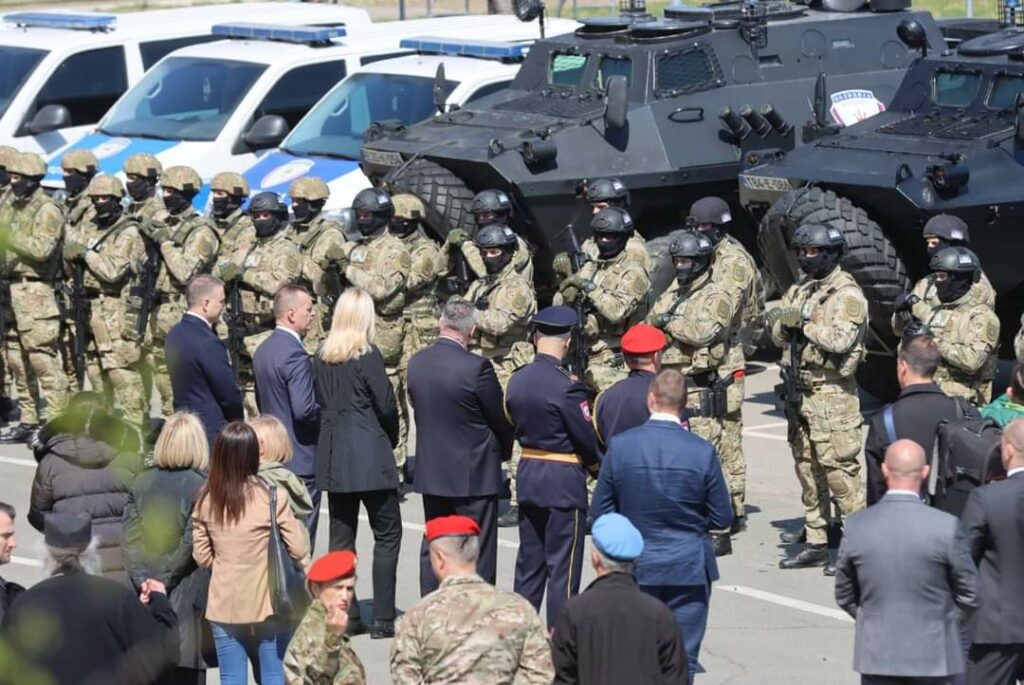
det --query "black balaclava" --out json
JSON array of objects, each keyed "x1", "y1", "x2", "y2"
[
  {"x1": 935, "y1": 272, "x2": 973, "y2": 304},
  {"x1": 126, "y1": 177, "x2": 155, "y2": 202},
  {"x1": 163, "y1": 189, "x2": 193, "y2": 215},
  {"x1": 798, "y1": 248, "x2": 842, "y2": 280},
  {"x1": 293, "y1": 199, "x2": 323, "y2": 224}
]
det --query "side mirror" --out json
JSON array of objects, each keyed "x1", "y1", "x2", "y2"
[
  {"x1": 433, "y1": 63, "x2": 447, "y2": 114},
  {"x1": 26, "y1": 104, "x2": 72, "y2": 134},
  {"x1": 243, "y1": 115, "x2": 289, "y2": 149},
  {"x1": 604, "y1": 75, "x2": 628, "y2": 130}
]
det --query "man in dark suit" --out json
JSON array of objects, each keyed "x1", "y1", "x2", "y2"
[
  {"x1": 253, "y1": 283, "x2": 320, "y2": 540},
  {"x1": 835, "y1": 440, "x2": 978, "y2": 685},
  {"x1": 962, "y1": 419, "x2": 1024, "y2": 685},
  {"x1": 593, "y1": 324, "x2": 664, "y2": 451},
  {"x1": 407, "y1": 300, "x2": 513, "y2": 595},
  {"x1": 592, "y1": 369, "x2": 732, "y2": 683},
  {"x1": 165, "y1": 275, "x2": 243, "y2": 446},
  {"x1": 863, "y1": 336, "x2": 977, "y2": 504}
]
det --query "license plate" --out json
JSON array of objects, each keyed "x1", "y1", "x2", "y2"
[
  {"x1": 361, "y1": 148, "x2": 403, "y2": 167},
  {"x1": 741, "y1": 175, "x2": 793, "y2": 192}
]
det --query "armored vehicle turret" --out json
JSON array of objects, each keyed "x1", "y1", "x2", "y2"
[
  {"x1": 740, "y1": 24, "x2": 1024, "y2": 398},
  {"x1": 360, "y1": 0, "x2": 945, "y2": 293}
]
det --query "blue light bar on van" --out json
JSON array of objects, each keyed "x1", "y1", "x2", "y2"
[
  {"x1": 4, "y1": 12, "x2": 116, "y2": 31},
  {"x1": 211, "y1": 23, "x2": 346, "y2": 44},
  {"x1": 399, "y1": 36, "x2": 529, "y2": 60}
]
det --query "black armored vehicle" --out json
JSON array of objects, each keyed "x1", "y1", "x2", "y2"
[
  {"x1": 360, "y1": 0, "x2": 945, "y2": 289},
  {"x1": 740, "y1": 23, "x2": 1024, "y2": 397}
]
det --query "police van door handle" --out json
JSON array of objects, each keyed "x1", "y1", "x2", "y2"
[{"x1": 668, "y1": 108, "x2": 704, "y2": 123}]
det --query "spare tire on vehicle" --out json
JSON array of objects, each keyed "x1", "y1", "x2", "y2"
[{"x1": 384, "y1": 159, "x2": 476, "y2": 240}]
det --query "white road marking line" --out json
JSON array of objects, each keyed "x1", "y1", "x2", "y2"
[
  {"x1": 0, "y1": 455, "x2": 34, "y2": 468},
  {"x1": 718, "y1": 585, "x2": 854, "y2": 624},
  {"x1": 742, "y1": 431, "x2": 790, "y2": 442},
  {"x1": 742, "y1": 421, "x2": 789, "y2": 432},
  {"x1": 9, "y1": 556, "x2": 41, "y2": 568}
]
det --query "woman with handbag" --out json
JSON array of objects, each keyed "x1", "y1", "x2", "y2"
[
  {"x1": 122, "y1": 412, "x2": 212, "y2": 685},
  {"x1": 314, "y1": 288, "x2": 402, "y2": 639},
  {"x1": 193, "y1": 421, "x2": 309, "y2": 685}
]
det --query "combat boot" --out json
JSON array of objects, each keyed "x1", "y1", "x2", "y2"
[
  {"x1": 497, "y1": 505, "x2": 519, "y2": 528},
  {"x1": 823, "y1": 559, "x2": 837, "y2": 577},
  {"x1": 370, "y1": 619, "x2": 395, "y2": 640},
  {"x1": 779, "y1": 544, "x2": 828, "y2": 569},
  {"x1": 730, "y1": 516, "x2": 747, "y2": 535},
  {"x1": 0, "y1": 422, "x2": 39, "y2": 445},
  {"x1": 778, "y1": 528, "x2": 806, "y2": 544},
  {"x1": 713, "y1": 534, "x2": 733, "y2": 557}
]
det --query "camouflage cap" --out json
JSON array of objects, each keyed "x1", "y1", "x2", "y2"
[
  {"x1": 61, "y1": 149, "x2": 98, "y2": 174},
  {"x1": 161, "y1": 165, "x2": 202, "y2": 194},
  {"x1": 211, "y1": 171, "x2": 250, "y2": 197},
  {"x1": 289, "y1": 176, "x2": 329, "y2": 201},
  {"x1": 8, "y1": 152, "x2": 46, "y2": 178},
  {"x1": 392, "y1": 193, "x2": 425, "y2": 219},
  {"x1": 0, "y1": 145, "x2": 16, "y2": 170},
  {"x1": 87, "y1": 174, "x2": 125, "y2": 199},
  {"x1": 123, "y1": 153, "x2": 162, "y2": 179}
]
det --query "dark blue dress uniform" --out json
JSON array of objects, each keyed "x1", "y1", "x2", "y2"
[
  {"x1": 505, "y1": 306, "x2": 601, "y2": 627},
  {"x1": 594, "y1": 369, "x2": 654, "y2": 451}
]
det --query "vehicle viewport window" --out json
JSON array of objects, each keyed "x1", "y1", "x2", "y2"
[{"x1": 549, "y1": 53, "x2": 587, "y2": 87}]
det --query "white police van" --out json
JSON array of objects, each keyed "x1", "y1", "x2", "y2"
[
  {"x1": 48, "y1": 15, "x2": 540, "y2": 208},
  {"x1": 0, "y1": 4, "x2": 371, "y2": 156},
  {"x1": 244, "y1": 16, "x2": 578, "y2": 209}
]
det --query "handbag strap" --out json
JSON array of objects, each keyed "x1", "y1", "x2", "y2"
[{"x1": 260, "y1": 476, "x2": 279, "y2": 528}]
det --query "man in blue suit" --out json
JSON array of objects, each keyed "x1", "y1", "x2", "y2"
[
  {"x1": 253, "y1": 284, "x2": 321, "y2": 540},
  {"x1": 592, "y1": 369, "x2": 732, "y2": 684},
  {"x1": 165, "y1": 275, "x2": 244, "y2": 446}
]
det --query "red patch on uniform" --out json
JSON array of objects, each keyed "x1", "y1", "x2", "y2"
[{"x1": 579, "y1": 401, "x2": 591, "y2": 421}]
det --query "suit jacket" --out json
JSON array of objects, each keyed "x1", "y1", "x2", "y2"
[
  {"x1": 253, "y1": 328, "x2": 320, "y2": 478},
  {"x1": 961, "y1": 471, "x2": 1024, "y2": 644},
  {"x1": 407, "y1": 337, "x2": 513, "y2": 497},
  {"x1": 312, "y1": 346, "x2": 399, "y2": 493},
  {"x1": 835, "y1": 492, "x2": 978, "y2": 677},
  {"x1": 591, "y1": 418, "x2": 732, "y2": 587},
  {"x1": 165, "y1": 314, "x2": 243, "y2": 446},
  {"x1": 863, "y1": 383, "x2": 976, "y2": 504}
]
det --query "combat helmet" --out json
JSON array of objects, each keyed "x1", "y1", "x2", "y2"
[
  {"x1": 289, "y1": 176, "x2": 329, "y2": 201},
  {"x1": 211, "y1": 172, "x2": 250, "y2": 198},
  {"x1": 475, "y1": 222, "x2": 518, "y2": 274},
  {"x1": 353, "y1": 188, "x2": 394, "y2": 236},
  {"x1": 161, "y1": 166, "x2": 202, "y2": 194},
  {"x1": 8, "y1": 152, "x2": 47, "y2": 178},
  {"x1": 87, "y1": 175, "x2": 125, "y2": 198},
  {"x1": 591, "y1": 206, "x2": 634, "y2": 260},
  {"x1": 390, "y1": 193, "x2": 425, "y2": 238},
  {"x1": 249, "y1": 191, "x2": 288, "y2": 237},
  {"x1": 0, "y1": 145, "x2": 16, "y2": 170},
  {"x1": 688, "y1": 196, "x2": 732, "y2": 244},
  {"x1": 585, "y1": 177, "x2": 630, "y2": 208},
  {"x1": 930, "y1": 246, "x2": 981, "y2": 303},
  {"x1": 923, "y1": 214, "x2": 969, "y2": 244},
  {"x1": 670, "y1": 230, "x2": 714, "y2": 286},
  {"x1": 61, "y1": 150, "x2": 98, "y2": 174},
  {"x1": 792, "y1": 223, "x2": 845, "y2": 279},
  {"x1": 123, "y1": 153, "x2": 162, "y2": 180},
  {"x1": 471, "y1": 189, "x2": 512, "y2": 226}
]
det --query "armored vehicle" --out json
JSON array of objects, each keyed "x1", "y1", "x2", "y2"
[
  {"x1": 740, "y1": 23, "x2": 1024, "y2": 398},
  {"x1": 360, "y1": 0, "x2": 945, "y2": 292}
]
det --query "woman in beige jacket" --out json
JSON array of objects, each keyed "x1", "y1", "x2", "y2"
[{"x1": 192, "y1": 421, "x2": 309, "y2": 685}]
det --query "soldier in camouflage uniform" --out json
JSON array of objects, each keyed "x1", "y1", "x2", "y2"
[
  {"x1": 142, "y1": 166, "x2": 220, "y2": 415},
  {"x1": 391, "y1": 515, "x2": 554, "y2": 685},
  {"x1": 649, "y1": 230, "x2": 742, "y2": 557},
  {"x1": 0, "y1": 152, "x2": 70, "y2": 443},
  {"x1": 770, "y1": 224, "x2": 867, "y2": 572},
  {"x1": 290, "y1": 176, "x2": 347, "y2": 354},
  {"x1": 348, "y1": 188, "x2": 412, "y2": 473},
  {"x1": 391, "y1": 194, "x2": 441, "y2": 357},
  {"x1": 905, "y1": 214, "x2": 995, "y2": 309},
  {"x1": 688, "y1": 196, "x2": 764, "y2": 534},
  {"x1": 893, "y1": 247, "x2": 1000, "y2": 407},
  {"x1": 63, "y1": 176, "x2": 147, "y2": 425},
  {"x1": 209, "y1": 171, "x2": 254, "y2": 279},
  {"x1": 554, "y1": 207, "x2": 650, "y2": 393},
  {"x1": 0, "y1": 146, "x2": 15, "y2": 199},
  {"x1": 464, "y1": 223, "x2": 536, "y2": 524},
  {"x1": 221, "y1": 191, "x2": 303, "y2": 416},
  {"x1": 0, "y1": 146, "x2": 15, "y2": 417},
  {"x1": 284, "y1": 550, "x2": 366, "y2": 685},
  {"x1": 441, "y1": 189, "x2": 533, "y2": 286},
  {"x1": 123, "y1": 154, "x2": 164, "y2": 226}
]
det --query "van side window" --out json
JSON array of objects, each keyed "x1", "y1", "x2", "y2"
[
  {"x1": 33, "y1": 46, "x2": 128, "y2": 127},
  {"x1": 140, "y1": 36, "x2": 220, "y2": 70}
]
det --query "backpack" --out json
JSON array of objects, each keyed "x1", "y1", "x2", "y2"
[{"x1": 882, "y1": 398, "x2": 1005, "y2": 517}]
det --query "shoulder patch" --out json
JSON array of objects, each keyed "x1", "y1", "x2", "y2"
[
  {"x1": 715, "y1": 297, "x2": 732, "y2": 322},
  {"x1": 844, "y1": 297, "x2": 865, "y2": 319},
  {"x1": 579, "y1": 400, "x2": 592, "y2": 422}
]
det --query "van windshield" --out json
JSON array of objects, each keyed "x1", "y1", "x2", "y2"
[
  {"x1": 100, "y1": 56, "x2": 265, "y2": 141},
  {"x1": 282, "y1": 72, "x2": 457, "y2": 160},
  {"x1": 0, "y1": 46, "x2": 46, "y2": 118}
]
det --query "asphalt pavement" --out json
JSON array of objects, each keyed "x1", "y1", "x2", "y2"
[{"x1": 0, "y1": 359, "x2": 879, "y2": 685}]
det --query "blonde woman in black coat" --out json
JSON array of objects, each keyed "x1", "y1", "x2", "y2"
[{"x1": 313, "y1": 287, "x2": 401, "y2": 639}]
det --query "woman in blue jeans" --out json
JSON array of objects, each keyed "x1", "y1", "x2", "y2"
[{"x1": 193, "y1": 422, "x2": 309, "y2": 684}]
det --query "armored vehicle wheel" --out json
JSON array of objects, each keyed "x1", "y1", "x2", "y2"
[
  {"x1": 385, "y1": 159, "x2": 476, "y2": 240},
  {"x1": 758, "y1": 186, "x2": 910, "y2": 400}
]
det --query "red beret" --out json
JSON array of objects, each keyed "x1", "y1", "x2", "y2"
[
  {"x1": 621, "y1": 324, "x2": 666, "y2": 355},
  {"x1": 425, "y1": 515, "x2": 480, "y2": 542},
  {"x1": 307, "y1": 551, "x2": 357, "y2": 582}
]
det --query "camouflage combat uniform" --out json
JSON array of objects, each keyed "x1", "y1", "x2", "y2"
[
  {"x1": 344, "y1": 229, "x2": 411, "y2": 468},
  {"x1": 650, "y1": 269, "x2": 743, "y2": 516},
  {"x1": 0, "y1": 153, "x2": 70, "y2": 426},
  {"x1": 893, "y1": 285, "x2": 1000, "y2": 407},
  {"x1": 123, "y1": 154, "x2": 165, "y2": 227},
  {"x1": 289, "y1": 177, "x2": 348, "y2": 355},
  {"x1": 0, "y1": 146, "x2": 14, "y2": 405},
  {"x1": 770, "y1": 265, "x2": 868, "y2": 546},
  {"x1": 907, "y1": 269, "x2": 996, "y2": 310},
  {"x1": 283, "y1": 599, "x2": 366, "y2": 685},
  {"x1": 74, "y1": 177, "x2": 147, "y2": 424},
  {"x1": 143, "y1": 167, "x2": 220, "y2": 415},
  {"x1": 459, "y1": 233, "x2": 533, "y2": 282},
  {"x1": 390, "y1": 574, "x2": 554, "y2": 685},
  {"x1": 554, "y1": 243, "x2": 649, "y2": 393},
  {"x1": 397, "y1": 227, "x2": 441, "y2": 359},
  {"x1": 212, "y1": 209, "x2": 257, "y2": 281},
  {"x1": 582, "y1": 234, "x2": 650, "y2": 272}
]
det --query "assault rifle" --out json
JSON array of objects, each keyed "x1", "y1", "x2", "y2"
[
  {"x1": 224, "y1": 279, "x2": 245, "y2": 381},
  {"x1": 321, "y1": 260, "x2": 347, "y2": 329},
  {"x1": 132, "y1": 238, "x2": 161, "y2": 340},
  {"x1": 775, "y1": 328, "x2": 806, "y2": 444},
  {"x1": 68, "y1": 261, "x2": 90, "y2": 387},
  {"x1": 565, "y1": 223, "x2": 589, "y2": 380}
]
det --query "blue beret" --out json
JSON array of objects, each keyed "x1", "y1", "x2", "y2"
[
  {"x1": 591, "y1": 513, "x2": 644, "y2": 561},
  {"x1": 532, "y1": 305, "x2": 578, "y2": 334}
]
